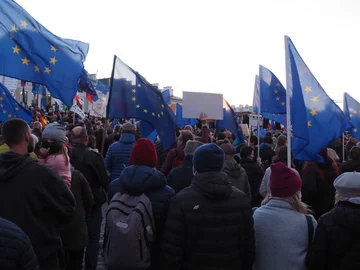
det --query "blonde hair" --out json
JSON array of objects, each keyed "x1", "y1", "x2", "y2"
[
  {"x1": 55, "y1": 142, "x2": 70, "y2": 167},
  {"x1": 262, "y1": 193, "x2": 311, "y2": 214}
]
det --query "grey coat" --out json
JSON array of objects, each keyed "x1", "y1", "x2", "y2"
[{"x1": 222, "y1": 158, "x2": 251, "y2": 198}]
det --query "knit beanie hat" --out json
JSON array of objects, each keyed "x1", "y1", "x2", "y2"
[
  {"x1": 193, "y1": 143, "x2": 225, "y2": 173},
  {"x1": 270, "y1": 162, "x2": 302, "y2": 197},
  {"x1": 334, "y1": 172, "x2": 360, "y2": 198},
  {"x1": 130, "y1": 138, "x2": 158, "y2": 168},
  {"x1": 42, "y1": 123, "x2": 68, "y2": 143}
]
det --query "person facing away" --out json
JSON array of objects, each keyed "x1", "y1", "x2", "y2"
[
  {"x1": 161, "y1": 130, "x2": 194, "y2": 176},
  {"x1": 167, "y1": 140, "x2": 203, "y2": 194},
  {"x1": 340, "y1": 146, "x2": 360, "y2": 173},
  {"x1": 240, "y1": 146, "x2": 264, "y2": 207},
  {"x1": 301, "y1": 149, "x2": 340, "y2": 220},
  {"x1": 253, "y1": 162, "x2": 317, "y2": 270},
  {"x1": 158, "y1": 143, "x2": 255, "y2": 270},
  {"x1": 108, "y1": 138, "x2": 175, "y2": 268},
  {"x1": 221, "y1": 142, "x2": 251, "y2": 198},
  {"x1": 38, "y1": 123, "x2": 72, "y2": 187},
  {"x1": 69, "y1": 126, "x2": 109, "y2": 270},
  {"x1": 306, "y1": 172, "x2": 360, "y2": 270},
  {"x1": 259, "y1": 136, "x2": 276, "y2": 167},
  {"x1": 0, "y1": 119, "x2": 76, "y2": 270},
  {"x1": 0, "y1": 217, "x2": 39, "y2": 270},
  {"x1": 105, "y1": 122, "x2": 136, "y2": 182}
]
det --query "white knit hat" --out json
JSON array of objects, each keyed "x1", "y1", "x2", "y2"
[{"x1": 334, "y1": 172, "x2": 360, "y2": 197}]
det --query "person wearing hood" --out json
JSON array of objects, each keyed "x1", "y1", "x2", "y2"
[
  {"x1": 221, "y1": 143, "x2": 251, "y2": 198},
  {"x1": 253, "y1": 162, "x2": 317, "y2": 270},
  {"x1": 167, "y1": 140, "x2": 203, "y2": 194},
  {"x1": 301, "y1": 149, "x2": 340, "y2": 219},
  {"x1": 259, "y1": 136, "x2": 276, "y2": 167},
  {"x1": 108, "y1": 138, "x2": 175, "y2": 267},
  {"x1": 340, "y1": 146, "x2": 360, "y2": 173},
  {"x1": 0, "y1": 119, "x2": 76, "y2": 270},
  {"x1": 158, "y1": 144, "x2": 255, "y2": 270},
  {"x1": 306, "y1": 172, "x2": 360, "y2": 269}
]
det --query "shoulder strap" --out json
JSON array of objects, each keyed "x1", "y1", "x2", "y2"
[{"x1": 305, "y1": 215, "x2": 314, "y2": 247}]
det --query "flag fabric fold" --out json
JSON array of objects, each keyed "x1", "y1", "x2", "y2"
[
  {"x1": 285, "y1": 36, "x2": 352, "y2": 161},
  {"x1": 344, "y1": 92, "x2": 360, "y2": 140},
  {"x1": 175, "y1": 103, "x2": 197, "y2": 128},
  {"x1": 0, "y1": 0, "x2": 89, "y2": 106}
]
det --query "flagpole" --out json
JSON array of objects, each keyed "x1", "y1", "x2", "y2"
[
  {"x1": 342, "y1": 132, "x2": 346, "y2": 162},
  {"x1": 257, "y1": 80, "x2": 261, "y2": 158},
  {"x1": 285, "y1": 36, "x2": 292, "y2": 168}
]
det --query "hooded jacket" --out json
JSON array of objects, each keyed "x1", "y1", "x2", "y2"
[
  {"x1": 167, "y1": 155, "x2": 194, "y2": 194},
  {"x1": 0, "y1": 152, "x2": 76, "y2": 262},
  {"x1": 259, "y1": 143, "x2": 276, "y2": 167},
  {"x1": 223, "y1": 158, "x2": 251, "y2": 198},
  {"x1": 158, "y1": 171, "x2": 255, "y2": 270},
  {"x1": 161, "y1": 144, "x2": 185, "y2": 176},
  {"x1": 306, "y1": 201, "x2": 360, "y2": 270},
  {"x1": 240, "y1": 158, "x2": 264, "y2": 207}
]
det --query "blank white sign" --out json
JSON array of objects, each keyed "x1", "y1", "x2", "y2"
[{"x1": 182, "y1": 91, "x2": 223, "y2": 120}]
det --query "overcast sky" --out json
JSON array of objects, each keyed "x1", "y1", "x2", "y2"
[{"x1": 16, "y1": 0, "x2": 360, "y2": 106}]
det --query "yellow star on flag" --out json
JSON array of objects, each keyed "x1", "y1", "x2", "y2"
[
  {"x1": 9, "y1": 34, "x2": 15, "y2": 40},
  {"x1": 274, "y1": 89, "x2": 278, "y2": 94},
  {"x1": 161, "y1": 104, "x2": 165, "y2": 108},
  {"x1": 15, "y1": 107, "x2": 19, "y2": 111},
  {"x1": 8, "y1": 114, "x2": 12, "y2": 118},
  {"x1": 50, "y1": 56, "x2": 58, "y2": 65},
  {"x1": 0, "y1": 97, "x2": 3, "y2": 101},
  {"x1": 11, "y1": 24, "x2": 18, "y2": 32},
  {"x1": 157, "y1": 114, "x2": 160, "y2": 118},
  {"x1": 143, "y1": 109, "x2": 148, "y2": 113},
  {"x1": 0, "y1": 104, "x2": 3, "y2": 108},
  {"x1": 311, "y1": 96, "x2": 319, "y2": 103},
  {"x1": 310, "y1": 109, "x2": 317, "y2": 116},
  {"x1": 21, "y1": 57, "x2": 30, "y2": 65},
  {"x1": 152, "y1": 112, "x2": 155, "y2": 116},
  {"x1": 281, "y1": 102, "x2": 285, "y2": 106},
  {"x1": 132, "y1": 97, "x2": 136, "y2": 102},
  {"x1": 44, "y1": 67, "x2": 51, "y2": 74},
  {"x1": 276, "y1": 97, "x2": 280, "y2": 101},
  {"x1": 354, "y1": 128, "x2": 358, "y2": 132},
  {"x1": 307, "y1": 121, "x2": 312, "y2": 127},
  {"x1": 304, "y1": 86, "x2": 312, "y2": 93},
  {"x1": 3, "y1": 110, "x2": 6, "y2": 114},
  {"x1": 50, "y1": 45, "x2": 57, "y2": 52},
  {"x1": 12, "y1": 45, "x2": 20, "y2": 54},
  {"x1": 276, "y1": 82, "x2": 280, "y2": 87},
  {"x1": 34, "y1": 66, "x2": 40, "y2": 72},
  {"x1": 137, "y1": 84, "x2": 141, "y2": 87},
  {"x1": 350, "y1": 114, "x2": 353, "y2": 118},
  {"x1": 161, "y1": 111, "x2": 164, "y2": 115},
  {"x1": 136, "y1": 104, "x2": 140, "y2": 108},
  {"x1": 354, "y1": 110, "x2": 357, "y2": 114},
  {"x1": 20, "y1": 20, "x2": 28, "y2": 28},
  {"x1": 132, "y1": 89, "x2": 136, "y2": 93}
]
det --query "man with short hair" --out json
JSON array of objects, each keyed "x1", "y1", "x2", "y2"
[
  {"x1": 32, "y1": 121, "x2": 42, "y2": 141},
  {"x1": 0, "y1": 119, "x2": 76, "y2": 270},
  {"x1": 70, "y1": 126, "x2": 109, "y2": 270},
  {"x1": 167, "y1": 140, "x2": 203, "y2": 194},
  {"x1": 105, "y1": 122, "x2": 136, "y2": 182},
  {"x1": 107, "y1": 124, "x2": 121, "y2": 145},
  {"x1": 161, "y1": 130, "x2": 194, "y2": 176}
]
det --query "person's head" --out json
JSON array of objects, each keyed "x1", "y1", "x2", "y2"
[
  {"x1": 264, "y1": 136, "x2": 273, "y2": 145},
  {"x1": 224, "y1": 130, "x2": 232, "y2": 139},
  {"x1": 114, "y1": 124, "x2": 121, "y2": 134},
  {"x1": 87, "y1": 135, "x2": 96, "y2": 149},
  {"x1": 349, "y1": 146, "x2": 360, "y2": 161},
  {"x1": 177, "y1": 130, "x2": 194, "y2": 147},
  {"x1": 269, "y1": 162, "x2": 308, "y2": 214},
  {"x1": 249, "y1": 135, "x2": 258, "y2": 147},
  {"x1": 265, "y1": 131, "x2": 272, "y2": 137},
  {"x1": 41, "y1": 123, "x2": 68, "y2": 156},
  {"x1": 184, "y1": 125, "x2": 194, "y2": 133},
  {"x1": 193, "y1": 143, "x2": 225, "y2": 173},
  {"x1": 346, "y1": 137, "x2": 359, "y2": 154},
  {"x1": 273, "y1": 146, "x2": 290, "y2": 164},
  {"x1": 217, "y1": 132, "x2": 226, "y2": 141},
  {"x1": 28, "y1": 134, "x2": 38, "y2": 153},
  {"x1": 1, "y1": 119, "x2": 31, "y2": 154},
  {"x1": 334, "y1": 172, "x2": 360, "y2": 204},
  {"x1": 71, "y1": 126, "x2": 88, "y2": 145},
  {"x1": 275, "y1": 135, "x2": 287, "y2": 151},
  {"x1": 327, "y1": 148, "x2": 340, "y2": 162},
  {"x1": 240, "y1": 146, "x2": 254, "y2": 160},
  {"x1": 122, "y1": 123, "x2": 136, "y2": 135},
  {"x1": 220, "y1": 143, "x2": 236, "y2": 160},
  {"x1": 32, "y1": 121, "x2": 42, "y2": 131},
  {"x1": 130, "y1": 138, "x2": 158, "y2": 168},
  {"x1": 184, "y1": 140, "x2": 203, "y2": 156}
]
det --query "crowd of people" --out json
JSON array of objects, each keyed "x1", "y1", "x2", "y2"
[{"x1": 0, "y1": 107, "x2": 360, "y2": 270}]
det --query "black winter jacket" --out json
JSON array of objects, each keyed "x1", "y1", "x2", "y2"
[
  {"x1": 158, "y1": 171, "x2": 255, "y2": 270},
  {"x1": 340, "y1": 159, "x2": 360, "y2": 173},
  {"x1": 306, "y1": 201, "x2": 360, "y2": 270},
  {"x1": 240, "y1": 158, "x2": 264, "y2": 207},
  {"x1": 0, "y1": 152, "x2": 76, "y2": 262},
  {"x1": 60, "y1": 169, "x2": 94, "y2": 250},
  {"x1": 0, "y1": 217, "x2": 39, "y2": 270},
  {"x1": 167, "y1": 155, "x2": 194, "y2": 194},
  {"x1": 223, "y1": 158, "x2": 251, "y2": 198},
  {"x1": 301, "y1": 157, "x2": 339, "y2": 219}
]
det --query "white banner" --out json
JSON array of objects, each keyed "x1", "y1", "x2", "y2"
[
  {"x1": 89, "y1": 97, "x2": 107, "y2": 118},
  {"x1": 70, "y1": 104, "x2": 86, "y2": 119}
]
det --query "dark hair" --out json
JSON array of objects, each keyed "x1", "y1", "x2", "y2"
[
  {"x1": 217, "y1": 132, "x2": 226, "y2": 141},
  {"x1": 216, "y1": 139, "x2": 230, "y2": 147},
  {"x1": 240, "y1": 146, "x2": 254, "y2": 159},
  {"x1": 265, "y1": 132, "x2": 272, "y2": 137},
  {"x1": 250, "y1": 135, "x2": 258, "y2": 146},
  {"x1": 273, "y1": 146, "x2": 289, "y2": 163},
  {"x1": 1, "y1": 119, "x2": 29, "y2": 147},
  {"x1": 87, "y1": 135, "x2": 96, "y2": 149},
  {"x1": 180, "y1": 130, "x2": 194, "y2": 145},
  {"x1": 264, "y1": 136, "x2": 273, "y2": 144},
  {"x1": 350, "y1": 146, "x2": 360, "y2": 161}
]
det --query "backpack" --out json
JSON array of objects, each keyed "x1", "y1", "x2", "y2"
[{"x1": 104, "y1": 193, "x2": 155, "y2": 269}]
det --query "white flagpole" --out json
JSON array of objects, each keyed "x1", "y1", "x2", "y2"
[
  {"x1": 342, "y1": 133, "x2": 346, "y2": 162},
  {"x1": 285, "y1": 36, "x2": 292, "y2": 168},
  {"x1": 257, "y1": 87, "x2": 261, "y2": 159}
]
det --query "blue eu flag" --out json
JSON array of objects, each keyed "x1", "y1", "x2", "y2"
[
  {"x1": 0, "y1": 0, "x2": 89, "y2": 106},
  {"x1": 344, "y1": 92, "x2": 360, "y2": 140},
  {"x1": 96, "y1": 80, "x2": 110, "y2": 95},
  {"x1": 0, "y1": 82, "x2": 32, "y2": 124},
  {"x1": 252, "y1": 75, "x2": 260, "y2": 113},
  {"x1": 175, "y1": 103, "x2": 197, "y2": 128},
  {"x1": 162, "y1": 89, "x2": 171, "y2": 105},
  {"x1": 216, "y1": 100, "x2": 244, "y2": 143},
  {"x1": 107, "y1": 56, "x2": 177, "y2": 150},
  {"x1": 285, "y1": 36, "x2": 352, "y2": 161}
]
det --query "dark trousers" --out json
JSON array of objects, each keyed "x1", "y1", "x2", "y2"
[
  {"x1": 39, "y1": 251, "x2": 61, "y2": 270},
  {"x1": 85, "y1": 207, "x2": 102, "y2": 270},
  {"x1": 64, "y1": 249, "x2": 84, "y2": 270}
]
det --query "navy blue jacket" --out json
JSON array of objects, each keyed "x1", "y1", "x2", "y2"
[
  {"x1": 0, "y1": 217, "x2": 39, "y2": 269},
  {"x1": 167, "y1": 155, "x2": 194, "y2": 194},
  {"x1": 105, "y1": 133, "x2": 136, "y2": 182},
  {"x1": 108, "y1": 165, "x2": 175, "y2": 267}
]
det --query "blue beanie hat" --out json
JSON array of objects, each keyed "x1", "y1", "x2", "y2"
[{"x1": 193, "y1": 143, "x2": 225, "y2": 173}]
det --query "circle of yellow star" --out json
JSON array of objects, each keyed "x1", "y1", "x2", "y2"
[
  {"x1": 274, "y1": 89, "x2": 279, "y2": 94},
  {"x1": 161, "y1": 104, "x2": 165, "y2": 108},
  {"x1": 20, "y1": 20, "x2": 28, "y2": 28},
  {"x1": 310, "y1": 109, "x2": 317, "y2": 116},
  {"x1": 50, "y1": 45, "x2": 57, "y2": 52},
  {"x1": 152, "y1": 112, "x2": 155, "y2": 116},
  {"x1": 276, "y1": 82, "x2": 280, "y2": 87},
  {"x1": 0, "y1": 97, "x2": 3, "y2": 101},
  {"x1": 350, "y1": 114, "x2": 354, "y2": 118},
  {"x1": 3, "y1": 110, "x2": 6, "y2": 114},
  {"x1": 143, "y1": 109, "x2": 148, "y2": 113},
  {"x1": 34, "y1": 66, "x2": 40, "y2": 72},
  {"x1": 137, "y1": 84, "x2": 141, "y2": 87},
  {"x1": 307, "y1": 121, "x2": 312, "y2": 127},
  {"x1": 21, "y1": 57, "x2": 30, "y2": 65},
  {"x1": 354, "y1": 128, "x2": 358, "y2": 132},
  {"x1": 8, "y1": 114, "x2": 12, "y2": 118},
  {"x1": 44, "y1": 67, "x2": 51, "y2": 74},
  {"x1": 281, "y1": 102, "x2": 285, "y2": 106},
  {"x1": 12, "y1": 45, "x2": 20, "y2": 54},
  {"x1": 132, "y1": 89, "x2": 136, "y2": 93},
  {"x1": 132, "y1": 97, "x2": 136, "y2": 102},
  {"x1": 15, "y1": 107, "x2": 19, "y2": 111},
  {"x1": 11, "y1": 24, "x2": 18, "y2": 32},
  {"x1": 161, "y1": 111, "x2": 164, "y2": 115},
  {"x1": 157, "y1": 114, "x2": 160, "y2": 118},
  {"x1": 50, "y1": 56, "x2": 58, "y2": 65},
  {"x1": 311, "y1": 96, "x2": 319, "y2": 103},
  {"x1": 304, "y1": 86, "x2": 312, "y2": 93},
  {"x1": 354, "y1": 110, "x2": 357, "y2": 114},
  {"x1": 136, "y1": 104, "x2": 140, "y2": 108},
  {"x1": 276, "y1": 97, "x2": 280, "y2": 101}
]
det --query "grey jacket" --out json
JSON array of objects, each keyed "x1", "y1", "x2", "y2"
[{"x1": 222, "y1": 158, "x2": 251, "y2": 198}]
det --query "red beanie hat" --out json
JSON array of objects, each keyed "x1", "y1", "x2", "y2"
[
  {"x1": 130, "y1": 138, "x2": 158, "y2": 168},
  {"x1": 270, "y1": 162, "x2": 302, "y2": 198}
]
